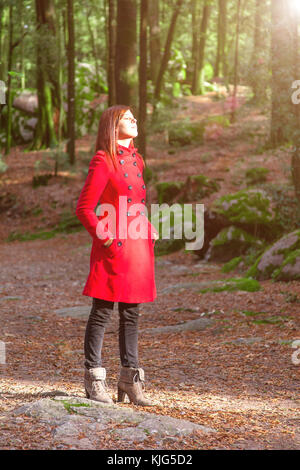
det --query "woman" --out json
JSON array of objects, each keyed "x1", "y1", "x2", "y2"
[{"x1": 75, "y1": 105, "x2": 159, "y2": 406}]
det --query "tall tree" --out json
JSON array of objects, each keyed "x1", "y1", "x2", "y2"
[
  {"x1": 153, "y1": 0, "x2": 184, "y2": 107},
  {"x1": 148, "y1": 0, "x2": 161, "y2": 84},
  {"x1": 214, "y1": 0, "x2": 227, "y2": 80},
  {"x1": 249, "y1": 0, "x2": 268, "y2": 103},
  {"x1": 270, "y1": 0, "x2": 294, "y2": 147},
  {"x1": 230, "y1": 0, "x2": 241, "y2": 123},
  {"x1": 5, "y1": 2, "x2": 13, "y2": 155},
  {"x1": 138, "y1": 0, "x2": 148, "y2": 157},
  {"x1": 115, "y1": 0, "x2": 137, "y2": 106},
  {"x1": 67, "y1": 0, "x2": 75, "y2": 164},
  {"x1": 32, "y1": 0, "x2": 58, "y2": 149},
  {"x1": 192, "y1": 0, "x2": 211, "y2": 95},
  {"x1": 107, "y1": 0, "x2": 117, "y2": 106}
]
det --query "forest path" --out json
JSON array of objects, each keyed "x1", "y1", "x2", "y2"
[{"x1": 0, "y1": 94, "x2": 299, "y2": 449}]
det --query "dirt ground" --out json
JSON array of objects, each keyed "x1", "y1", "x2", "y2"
[{"x1": 0, "y1": 95, "x2": 299, "y2": 450}]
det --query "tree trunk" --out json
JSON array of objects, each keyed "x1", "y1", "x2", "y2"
[
  {"x1": 270, "y1": 0, "x2": 294, "y2": 147},
  {"x1": 148, "y1": 0, "x2": 160, "y2": 84},
  {"x1": 32, "y1": 0, "x2": 58, "y2": 150},
  {"x1": 86, "y1": 6, "x2": 101, "y2": 92},
  {"x1": 138, "y1": 0, "x2": 148, "y2": 157},
  {"x1": 230, "y1": 0, "x2": 241, "y2": 123},
  {"x1": 214, "y1": 0, "x2": 227, "y2": 80},
  {"x1": 192, "y1": 0, "x2": 211, "y2": 95},
  {"x1": 67, "y1": 0, "x2": 75, "y2": 165},
  {"x1": 289, "y1": 1, "x2": 300, "y2": 204},
  {"x1": 107, "y1": 0, "x2": 117, "y2": 106},
  {"x1": 153, "y1": 0, "x2": 184, "y2": 107},
  {"x1": 115, "y1": 0, "x2": 137, "y2": 106},
  {"x1": 5, "y1": 3, "x2": 13, "y2": 155}
]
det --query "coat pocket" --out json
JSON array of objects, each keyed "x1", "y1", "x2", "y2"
[{"x1": 102, "y1": 238, "x2": 124, "y2": 259}]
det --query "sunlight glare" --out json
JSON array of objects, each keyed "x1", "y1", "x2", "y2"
[{"x1": 290, "y1": 0, "x2": 300, "y2": 13}]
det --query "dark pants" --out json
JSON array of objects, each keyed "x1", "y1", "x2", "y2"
[{"x1": 84, "y1": 297, "x2": 140, "y2": 370}]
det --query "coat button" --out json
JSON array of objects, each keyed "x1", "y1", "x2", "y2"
[
  {"x1": 140, "y1": 211, "x2": 145, "y2": 216},
  {"x1": 132, "y1": 152, "x2": 136, "y2": 157},
  {"x1": 119, "y1": 159, "x2": 125, "y2": 165},
  {"x1": 137, "y1": 172, "x2": 141, "y2": 177},
  {"x1": 128, "y1": 185, "x2": 132, "y2": 190},
  {"x1": 118, "y1": 150, "x2": 124, "y2": 155},
  {"x1": 127, "y1": 211, "x2": 131, "y2": 216},
  {"x1": 142, "y1": 184, "x2": 146, "y2": 189},
  {"x1": 117, "y1": 241, "x2": 122, "y2": 246},
  {"x1": 133, "y1": 161, "x2": 137, "y2": 166},
  {"x1": 141, "y1": 198, "x2": 145, "y2": 203},
  {"x1": 124, "y1": 173, "x2": 128, "y2": 177},
  {"x1": 128, "y1": 198, "x2": 132, "y2": 203}
]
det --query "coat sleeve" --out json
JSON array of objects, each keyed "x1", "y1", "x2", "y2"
[{"x1": 75, "y1": 152, "x2": 114, "y2": 244}]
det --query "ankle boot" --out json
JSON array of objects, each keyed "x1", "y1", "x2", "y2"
[
  {"x1": 117, "y1": 366, "x2": 153, "y2": 406},
  {"x1": 84, "y1": 367, "x2": 113, "y2": 404}
]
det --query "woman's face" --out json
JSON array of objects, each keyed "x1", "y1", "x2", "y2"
[{"x1": 117, "y1": 110, "x2": 138, "y2": 139}]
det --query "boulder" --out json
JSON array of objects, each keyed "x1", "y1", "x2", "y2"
[
  {"x1": 246, "y1": 229, "x2": 300, "y2": 281},
  {"x1": 205, "y1": 225, "x2": 264, "y2": 262}
]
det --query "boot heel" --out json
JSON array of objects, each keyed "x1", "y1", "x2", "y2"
[{"x1": 117, "y1": 387, "x2": 126, "y2": 402}]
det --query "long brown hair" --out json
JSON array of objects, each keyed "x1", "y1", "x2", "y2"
[{"x1": 95, "y1": 105, "x2": 145, "y2": 171}]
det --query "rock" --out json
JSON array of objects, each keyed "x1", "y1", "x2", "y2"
[
  {"x1": 246, "y1": 229, "x2": 300, "y2": 281},
  {"x1": 205, "y1": 225, "x2": 264, "y2": 262},
  {"x1": 141, "y1": 317, "x2": 213, "y2": 335},
  {"x1": 227, "y1": 337, "x2": 263, "y2": 345},
  {"x1": 168, "y1": 120, "x2": 205, "y2": 146},
  {"x1": 54, "y1": 306, "x2": 91, "y2": 319},
  {"x1": 194, "y1": 207, "x2": 229, "y2": 259},
  {"x1": 176, "y1": 174, "x2": 220, "y2": 203},
  {"x1": 155, "y1": 181, "x2": 185, "y2": 205},
  {"x1": 12, "y1": 396, "x2": 215, "y2": 446},
  {"x1": 211, "y1": 188, "x2": 278, "y2": 240},
  {"x1": 0, "y1": 296, "x2": 24, "y2": 301}
]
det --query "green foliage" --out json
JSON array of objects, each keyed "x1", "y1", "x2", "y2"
[
  {"x1": 33, "y1": 141, "x2": 73, "y2": 180},
  {"x1": 221, "y1": 256, "x2": 243, "y2": 273},
  {"x1": 155, "y1": 181, "x2": 185, "y2": 204},
  {"x1": 0, "y1": 153, "x2": 8, "y2": 173},
  {"x1": 198, "y1": 277, "x2": 261, "y2": 294},
  {"x1": 168, "y1": 119, "x2": 205, "y2": 146},
  {"x1": 245, "y1": 167, "x2": 269, "y2": 185},
  {"x1": 6, "y1": 210, "x2": 83, "y2": 242}
]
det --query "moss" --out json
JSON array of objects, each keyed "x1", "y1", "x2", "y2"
[
  {"x1": 155, "y1": 181, "x2": 185, "y2": 204},
  {"x1": 212, "y1": 189, "x2": 274, "y2": 225},
  {"x1": 58, "y1": 400, "x2": 92, "y2": 414},
  {"x1": 6, "y1": 211, "x2": 83, "y2": 242},
  {"x1": 168, "y1": 120, "x2": 205, "y2": 146},
  {"x1": 199, "y1": 277, "x2": 261, "y2": 293},
  {"x1": 221, "y1": 256, "x2": 243, "y2": 273},
  {"x1": 245, "y1": 167, "x2": 269, "y2": 185}
]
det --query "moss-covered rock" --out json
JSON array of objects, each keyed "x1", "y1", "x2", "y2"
[
  {"x1": 168, "y1": 120, "x2": 205, "y2": 146},
  {"x1": 155, "y1": 181, "x2": 185, "y2": 204},
  {"x1": 245, "y1": 167, "x2": 269, "y2": 186},
  {"x1": 211, "y1": 188, "x2": 278, "y2": 240},
  {"x1": 177, "y1": 175, "x2": 220, "y2": 203},
  {"x1": 155, "y1": 175, "x2": 220, "y2": 205},
  {"x1": 221, "y1": 256, "x2": 244, "y2": 273},
  {"x1": 151, "y1": 203, "x2": 198, "y2": 256},
  {"x1": 212, "y1": 189, "x2": 274, "y2": 225},
  {"x1": 205, "y1": 225, "x2": 264, "y2": 262},
  {"x1": 199, "y1": 277, "x2": 261, "y2": 293},
  {"x1": 246, "y1": 229, "x2": 300, "y2": 280}
]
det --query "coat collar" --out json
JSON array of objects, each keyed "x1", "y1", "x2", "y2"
[{"x1": 117, "y1": 140, "x2": 138, "y2": 157}]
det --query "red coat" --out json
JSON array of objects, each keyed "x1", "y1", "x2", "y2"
[{"x1": 75, "y1": 141, "x2": 158, "y2": 303}]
